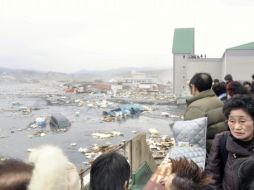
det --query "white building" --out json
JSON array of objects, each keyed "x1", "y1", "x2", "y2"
[
  {"x1": 122, "y1": 71, "x2": 158, "y2": 88},
  {"x1": 172, "y1": 28, "x2": 254, "y2": 96}
]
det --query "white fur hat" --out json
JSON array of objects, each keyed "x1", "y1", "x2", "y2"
[{"x1": 28, "y1": 145, "x2": 81, "y2": 190}]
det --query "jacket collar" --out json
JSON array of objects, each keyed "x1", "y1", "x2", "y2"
[
  {"x1": 226, "y1": 135, "x2": 254, "y2": 156},
  {"x1": 186, "y1": 89, "x2": 216, "y2": 106}
]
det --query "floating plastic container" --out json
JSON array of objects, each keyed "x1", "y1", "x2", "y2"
[{"x1": 36, "y1": 117, "x2": 46, "y2": 128}]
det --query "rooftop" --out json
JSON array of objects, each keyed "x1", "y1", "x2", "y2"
[
  {"x1": 227, "y1": 42, "x2": 254, "y2": 50},
  {"x1": 172, "y1": 28, "x2": 195, "y2": 54}
]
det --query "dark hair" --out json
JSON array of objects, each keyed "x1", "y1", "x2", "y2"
[
  {"x1": 226, "y1": 81, "x2": 249, "y2": 98},
  {"x1": 223, "y1": 94, "x2": 254, "y2": 120},
  {"x1": 169, "y1": 158, "x2": 212, "y2": 190},
  {"x1": 236, "y1": 157, "x2": 254, "y2": 190},
  {"x1": 89, "y1": 151, "x2": 130, "y2": 190},
  {"x1": 0, "y1": 159, "x2": 34, "y2": 190},
  {"x1": 213, "y1": 79, "x2": 220, "y2": 84},
  {"x1": 224, "y1": 74, "x2": 233, "y2": 82},
  {"x1": 212, "y1": 82, "x2": 226, "y2": 96},
  {"x1": 243, "y1": 81, "x2": 251, "y2": 87},
  {"x1": 252, "y1": 74, "x2": 254, "y2": 80},
  {"x1": 189, "y1": 73, "x2": 213, "y2": 92}
]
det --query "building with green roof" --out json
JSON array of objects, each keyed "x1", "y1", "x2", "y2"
[
  {"x1": 172, "y1": 28, "x2": 254, "y2": 96},
  {"x1": 227, "y1": 42, "x2": 254, "y2": 51},
  {"x1": 172, "y1": 28, "x2": 195, "y2": 54}
]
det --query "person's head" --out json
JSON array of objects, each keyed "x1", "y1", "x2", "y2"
[
  {"x1": 212, "y1": 81, "x2": 226, "y2": 97},
  {"x1": 226, "y1": 81, "x2": 249, "y2": 98},
  {"x1": 189, "y1": 73, "x2": 213, "y2": 95},
  {"x1": 89, "y1": 151, "x2": 130, "y2": 190},
  {"x1": 213, "y1": 79, "x2": 220, "y2": 85},
  {"x1": 0, "y1": 159, "x2": 34, "y2": 190},
  {"x1": 224, "y1": 74, "x2": 233, "y2": 83},
  {"x1": 234, "y1": 156, "x2": 254, "y2": 190},
  {"x1": 164, "y1": 158, "x2": 212, "y2": 190},
  {"x1": 243, "y1": 81, "x2": 252, "y2": 92},
  {"x1": 252, "y1": 74, "x2": 254, "y2": 81},
  {"x1": 223, "y1": 94, "x2": 254, "y2": 141}
]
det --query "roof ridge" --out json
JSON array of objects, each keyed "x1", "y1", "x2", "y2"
[{"x1": 227, "y1": 41, "x2": 254, "y2": 50}]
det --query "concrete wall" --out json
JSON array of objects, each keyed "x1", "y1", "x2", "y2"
[
  {"x1": 186, "y1": 58, "x2": 222, "y2": 81},
  {"x1": 224, "y1": 50, "x2": 254, "y2": 81},
  {"x1": 173, "y1": 49, "x2": 254, "y2": 96},
  {"x1": 173, "y1": 54, "x2": 189, "y2": 96}
]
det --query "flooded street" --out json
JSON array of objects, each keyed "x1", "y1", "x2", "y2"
[{"x1": 0, "y1": 81, "x2": 185, "y2": 169}]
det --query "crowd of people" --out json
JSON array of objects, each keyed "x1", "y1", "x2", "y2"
[
  {"x1": 184, "y1": 73, "x2": 254, "y2": 190},
  {"x1": 1, "y1": 73, "x2": 254, "y2": 190}
]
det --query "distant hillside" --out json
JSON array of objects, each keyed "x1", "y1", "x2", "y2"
[
  {"x1": 0, "y1": 67, "x2": 173, "y2": 83},
  {"x1": 0, "y1": 67, "x2": 71, "y2": 81},
  {"x1": 73, "y1": 67, "x2": 173, "y2": 83}
]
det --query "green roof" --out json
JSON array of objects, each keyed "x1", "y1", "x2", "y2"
[
  {"x1": 227, "y1": 42, "x2": 254, "y2": 50},
  {"x1": 172, "y1": 28, "x2": 195, "y2": 54}
]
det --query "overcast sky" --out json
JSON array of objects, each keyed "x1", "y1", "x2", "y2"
[{"x1": 0, "y1": 0, "x2": 254, "y2": 73}]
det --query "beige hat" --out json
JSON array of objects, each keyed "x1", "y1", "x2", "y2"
[{"x1": 28, "y1": 145, "x2": 81, "y2": 190}]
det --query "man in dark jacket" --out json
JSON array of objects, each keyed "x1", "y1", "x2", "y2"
[{"x1": 184, "y1": 73, "x2": 227, "y2": 153}]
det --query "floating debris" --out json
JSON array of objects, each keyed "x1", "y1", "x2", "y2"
[
  {"x1": 26, "y1": 148, "x2": 33, "y2": 152},
  {"x1": 40, "y1": 133, "x2": 46, "y2": 137},
  {"x1": 101, "y1": 104, "x2": 148, "y2": 122},
  {"x1": 148, "y1": 128, "x2": 159, "y2": 137},
  {"x1": 0, "y1": 135, "x2": 8, "y2": 139},
  {"x1": 49, "y1": 113, "x2": 71, "y2": 129},
  {"x1": 147, "y1": 134, "x2": 174, "y2": 161},
  {"x1": 35, "y1": 117, "x2": 46, "y2": 128},
  {"x1": 70, "y1": 143, "x2": 77, "y2": 146},
  {"x1": 161, "y1": 112, "x2": 170, "y2": 117},
  {"x1": 78, "y1": 144, "x2": 122, "y2": 166},
  {"x1": 78, "y1": 147, "x2": 89, "y2": 153},
  {"x1": 91, "y1": 131, "x2": 123, "y2": 139},
  {"x1": 75, "y1": 111, "x2": 80, "y2": 117}
]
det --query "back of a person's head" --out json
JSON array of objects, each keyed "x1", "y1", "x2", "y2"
[
  {"x1": 168, "y1": 158, "x2": 212, "y2": 190},
  {"x1": 213, "y1": 79, "x2": 220, "y2": 84},
  {"x1": 243, "y1": 81, "x2": 251, "y2": 87},
  {"x1": 189, "y1": 73, "x2": 212, "y2": 92},
  {"x1": 224, "y1": 74, "x2": 233, "y2": 82},
  {"x1": 226, "y1": 81, "x2": 249, "y2": 97},
  {"x1": 0, "y1": 159, "x2": 34, "y2": 190},
  {"x1": 243, "y1": 81, "x2": 252, "y2": 92},
  {"x1": 212, "y1": 82, "x2": 226, "y2": 96},
  {"x1": 89, "y1": 151, "x2": 130, "y2": 190}
]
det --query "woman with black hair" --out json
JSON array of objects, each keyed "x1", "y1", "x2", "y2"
[{"x1": 206, "y1": 94, "x2": 254, "y2": 190}]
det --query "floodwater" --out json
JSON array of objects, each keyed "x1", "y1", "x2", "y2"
[{"x1": 0, "y1": 81, "x2": 185, "y2": 169}]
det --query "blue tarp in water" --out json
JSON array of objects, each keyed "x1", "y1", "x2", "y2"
[{"x1": 102, "y1": 104, "x2": 144, "y2": 117}]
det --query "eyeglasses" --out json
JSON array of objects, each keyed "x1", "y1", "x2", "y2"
[{"x1": 226, "y1": 117, "x2": 253, "y2": 126}]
